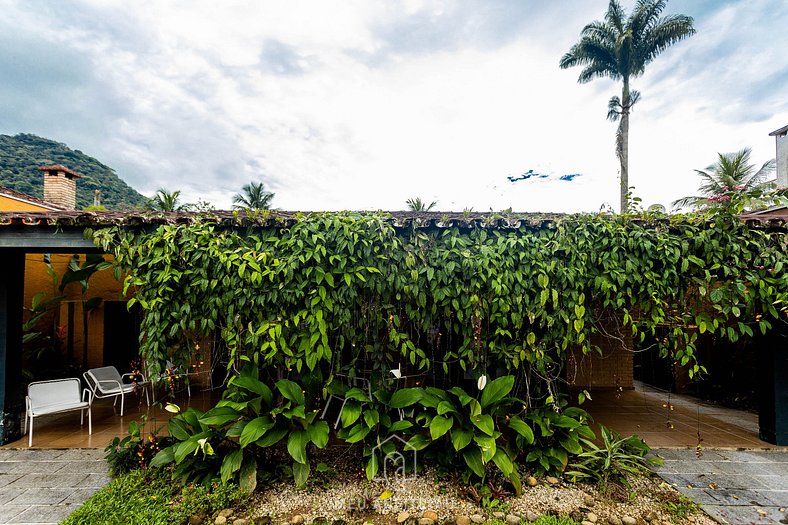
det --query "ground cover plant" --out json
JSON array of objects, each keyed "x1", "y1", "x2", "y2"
[
  {"x1": 88, "y1": 202, "x2": 786, "y2": 491},
  {"x1": 61, "y1": 468, "x2": 246, "y2": 525}
]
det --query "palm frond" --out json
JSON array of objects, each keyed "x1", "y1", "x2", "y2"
[{"x1": 607, "y1": 96, "x2": 622, "y2": 121}]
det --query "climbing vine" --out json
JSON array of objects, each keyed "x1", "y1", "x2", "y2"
[{"x1": 88, "y1": 208, "x2": 786, "y2": 400}]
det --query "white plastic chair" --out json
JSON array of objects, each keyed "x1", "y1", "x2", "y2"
[
  {"x1": 83, "y1": 366, "x2": 149, "y2": 416},
  {"x1": 25, "y1": 378, "x2": 92, "y2": 447}
]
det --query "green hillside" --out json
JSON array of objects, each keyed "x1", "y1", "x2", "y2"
[{"x1": 0, "y1": 133, "x2": 147, "y2": 210}]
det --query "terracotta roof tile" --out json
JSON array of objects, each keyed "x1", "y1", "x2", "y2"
[
  {"x1": 0, "y1": 185, "x2": 67, "y2": 211},
  {"x1": 38, "y1": 165, "x2": 82, "y2": 178}
]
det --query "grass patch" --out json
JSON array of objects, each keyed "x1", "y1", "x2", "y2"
[{"x1": 62, "y1": 469, "x2": 246, "y2": 525}]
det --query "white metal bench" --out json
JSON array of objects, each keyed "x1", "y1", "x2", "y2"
[
  {"x1": 84, "y1": 366, "x2": 150, "y2": 416},
  {"x1": 25, "y1": 378, "x2": 92, "y2": 447}
]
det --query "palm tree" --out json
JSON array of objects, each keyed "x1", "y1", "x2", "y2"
[
  {"x1": 147, "y1": 189, "x2": 191, "y2": 211},
  {"x1": 233, "y1": 182, "x2": 275, "y2": 210},
  {"x1": 406, "y1": 197, "x2": 438, "y2": 211},
  {"x1": 560, "y1": 0, "x2": 695, "y2": 212},
  {"x1": 672, "y1": 148, "x2": 776, "y2": 210}
]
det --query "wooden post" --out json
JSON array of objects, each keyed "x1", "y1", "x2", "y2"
[{"x1": 0, "y1": 250, "x2": 24, "y2": 445}]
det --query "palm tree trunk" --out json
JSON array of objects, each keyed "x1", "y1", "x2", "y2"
[{"x1": 619, "y1": 79, "x2": 630, "y2": 213}]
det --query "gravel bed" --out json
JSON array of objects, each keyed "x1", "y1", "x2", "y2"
[{"x1": 242, "y1": 468, "x2": 717, "y2": 525}]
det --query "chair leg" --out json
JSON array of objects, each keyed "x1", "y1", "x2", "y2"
[
  {"x1": 120, "y1": 393, "x2": 125, "y2": 417},
  {"x1": 22, "y1": 409, "x2": 27, "y2": 435},
  {"x1": 88, "y1": 407, "x2": 92, "y2": 435},
  {"x1": 335, "y1": 398, "x2": 348, "y2": 429},
  {"x1": 320, "y1": 395, "x2": 334, "y2": 419},
  {"x1": 28, "y1": 416, "x2": 33, "y2": 447}
]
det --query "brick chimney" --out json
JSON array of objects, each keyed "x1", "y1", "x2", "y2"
[
  {"x1": 769, "y1": 125, "x2": 788, "y2": 187},
  {"x1": 39, "y1": 165, "x2": 81, "y2": 210}
]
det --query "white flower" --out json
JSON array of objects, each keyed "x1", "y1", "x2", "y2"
[
  {"x1": 164, "y1": 403, "x2": 181, "y2": 414},
  {"x1": 390, "y1": 367, "x2": 402, "y2": 379},
  {"x1": 477, "y1": 375, "x2": 487, "y2": 390}
]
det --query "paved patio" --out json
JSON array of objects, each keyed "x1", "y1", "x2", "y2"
[
  {"x1": 584, "y1": 381, "x2": 781, "y2": 449},
  {"x1": 2, "y1": 382, "x2": 787, "y2": 524}
]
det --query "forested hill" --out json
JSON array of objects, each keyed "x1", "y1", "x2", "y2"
[{"x1": 0, "y1": 133, "x2": 147, "y2": 209}]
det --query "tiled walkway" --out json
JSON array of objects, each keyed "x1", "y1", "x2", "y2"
[
  {"x1": 0, "y1": 448, "x2": 108, "y2": 524},
  {"x1": 651, "y1": 448, "x2": 788, "y2": 525},
  {"x1": 585, "y1": 381, "x2": 780, "y2": 449}
]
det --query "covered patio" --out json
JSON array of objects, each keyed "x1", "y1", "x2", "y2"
[
  {"x1": 4, "y1": 382, "x2": 785, "y2": 451},
  {"x1": 1, "y1": 390, "x2": 218, "y2": 449}
]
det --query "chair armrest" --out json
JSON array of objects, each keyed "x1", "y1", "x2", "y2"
[
  {"x1": 25, "y1": 395, "x2": 31, "y2": 411},
  {"x1": 82, "y1": 388, "x2": 93, "y2": 404},
  {"x1": 96, "y1": 379, "x2": 123, "y2": 392}
]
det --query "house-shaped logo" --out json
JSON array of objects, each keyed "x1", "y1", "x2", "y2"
[{"x1": 370, "y1": 434, "x2": 418, "y2": 485}]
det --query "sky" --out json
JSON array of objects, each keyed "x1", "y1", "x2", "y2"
[{"x1": 1, "y1": 0, "x2": 786, "y2": 212}]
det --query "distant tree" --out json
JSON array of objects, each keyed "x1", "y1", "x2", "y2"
[
  {"x1": 146, "y1": 189, "x2": 191, "y2": 212},
  {"x1": 559, "y1": 0, "x2": 695, "y2": 212},
  {"x1": 672, "y1": 148, "x2": 776, "y2": 210},
  {"x1": 233, "y1": 182, "x2": 275, "y2": 210},
  {"x1": 406, "y1": 197, "x2": 438, "y2": 211}
]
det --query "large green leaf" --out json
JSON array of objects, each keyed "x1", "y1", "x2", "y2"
[
  {"x1": 389, "y1": 388, "x2": 423, "y2": 408},
  {"x1": 406, "y1": 433, "x2": 432, "y2": 451},
  {"x1": 276, "y1": 379, "x2": 305, "y2": 405},
  {"x1": 491, "y1": 448, "x2": 514, "y2": 476},
  {"x1": 287, "y1": 430, "x2": 309, "y2": 464},
  {"x1": 429, "y1": 415, "x2": 453, "y2": 440},
  {"x1": 474, "y1": 435, "x2": 497, "y2": 463},
  {"x1": 256, "y1": 427, "x2": 288, "y2": 447},
  {"x1": 366, "y1": 454, "x2": 379, "y2": 480},
  {"x1": 308, "y1": 420, "x2": 330, "y2": 448},
  {"x1": 462, "y1": 448, "x2": 485, "y2": 478},
  {"x1": 199, "y1": 406, "x2": 240, "y2": 426},
  {"x1": 340, "y1": 402, "x2": 362, "y2": 428},
  {"x1": 293, "y1": 461, "x2": 310, "y2": 488},
  {"x1": 470, "y1": 414, "x2": 494, "y2": 436},
  {"x1": 239, "y1": 416, "x2": 275, "y2": 448},
  {"x1": 480, "y1": 376, "x2": 514, "y2": 409},
  {"x1": 220, "y1": 448, "x2": 243, "y2": 483},
  {"x1": 508, "y1": 415, "x2": 534, "y2": 444},
  {"x1": 149, "y1": 447, "x2": 174, "y2": 468},
  {"x1": 230, "y1": 375, "x2": 273, "y2": 407},
  {"x1": 344, "y1": 424, "x2": 371, "y2": 443},
  {"x1": 450, "y1": 428, "x2": 473, "y2": 451}
]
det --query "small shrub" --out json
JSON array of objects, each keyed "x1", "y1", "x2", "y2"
[
  {"x1": 105, "y1": 418, "x2": 169, "y2": 477},
  {"x1": 565, "y1": 425, "x2": 659, "y2": 485}
]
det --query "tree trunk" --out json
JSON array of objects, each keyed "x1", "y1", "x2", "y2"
[{"x1": 619, "y1": 80, "x2": 630, "y2": 213}]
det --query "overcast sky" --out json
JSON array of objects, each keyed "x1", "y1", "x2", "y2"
[{"x1": 1, "y1": 0, "x2": 786, "y2": 212}]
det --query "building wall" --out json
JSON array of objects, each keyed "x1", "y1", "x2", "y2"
[
  {"x1": 776, "y1": 132, "x2": 788, "y2": 187},
  {"x1": 567, "y1": 332, "x2": 635, "y2": 390},
  {"x1": 0, "y1": 195, "x2": 52, "y2": 212}
]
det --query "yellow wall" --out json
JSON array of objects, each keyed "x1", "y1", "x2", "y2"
[
  {"x1": 0, "y1": 194, "x2": 54, "y2": 212},
  {"x1": 24, "y1": 253, "x2": 128, "y2": 369}
]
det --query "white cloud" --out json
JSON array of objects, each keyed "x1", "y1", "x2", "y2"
[{"x1": 0, "y1": 0, "x2": 785, "y2": 212}]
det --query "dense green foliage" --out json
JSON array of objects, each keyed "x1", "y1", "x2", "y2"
[
  {"x1": 62, "y1": 468, "x2": 245, "y2": 525},
  {"x1": 150, "y1": 366, "x2": 330, "y2": 491},
  {"x1": 90, "y1": 208, "x2": 785, "y2": 488},
  {"x1": 0, "y1": 133, "x2": 146, "y2": 209},
  {"x1": 91, "y1": 210, "x2": 786, "y2": 383}
]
